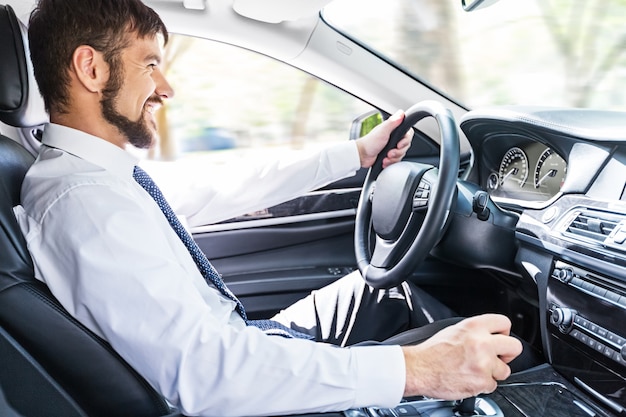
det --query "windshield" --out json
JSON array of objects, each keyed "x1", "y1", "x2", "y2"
[{"x1": 323, "y1": 0, "x2": 626, "y2": 111}]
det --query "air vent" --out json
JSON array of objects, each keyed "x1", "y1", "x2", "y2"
[
  {"x1": 458, "y1": 160, "x2": 471, "y2": 179},
  {"x1": 562, "y1": 209, "x2": 623, "y2": 244}
]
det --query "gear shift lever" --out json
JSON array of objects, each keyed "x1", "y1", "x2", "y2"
[{"x1": 453, "y1": 397, "x2": 476, "y2": 416}]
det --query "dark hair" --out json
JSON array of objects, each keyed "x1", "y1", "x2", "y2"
[{"x1": 28, "y1": 0, "x2": 168, "y2": 114}]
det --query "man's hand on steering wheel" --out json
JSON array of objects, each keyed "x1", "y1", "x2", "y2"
[{"x1": 356, "y1": 110, "x2": 413, "y2": 169}]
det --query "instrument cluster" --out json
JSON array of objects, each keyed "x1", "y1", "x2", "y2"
[{"x1": 485, "y1": 140, "x2": 567, "y2": 202}]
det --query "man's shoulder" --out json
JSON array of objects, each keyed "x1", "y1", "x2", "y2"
[{"x1": 21, "y1": 148, "x2": 130, "y2": 222}]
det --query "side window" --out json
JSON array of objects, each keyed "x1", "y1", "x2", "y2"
[
  {"x1": 149, "y1": 34, "x2": 374, "y2": 224},
  {"x1": 153, "y1": 34, "x2": 373, "y2": 164}
]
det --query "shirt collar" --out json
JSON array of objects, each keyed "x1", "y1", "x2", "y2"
[{"x1": 41, "y1": 123, "x2": 139, "y2": 179}]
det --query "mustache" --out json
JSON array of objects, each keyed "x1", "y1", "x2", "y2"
[
  {"x1": 146, "y1": 96, "x2": 164, "y2": 107},
  {"x1": 145, "y1": 94, "x2": 163, "y2": 107}
]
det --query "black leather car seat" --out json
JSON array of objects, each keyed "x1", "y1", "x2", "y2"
[{"x1": 0, "y1": 4, "x2": 174, "y2": 416}]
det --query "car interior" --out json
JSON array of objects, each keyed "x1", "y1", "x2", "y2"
[{"x1": 1, "y1": 0, "x2": 625, "y2": 417}]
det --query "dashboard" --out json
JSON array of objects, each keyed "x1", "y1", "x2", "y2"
[{"x1": 459, "y1": 106, "x2": 626, "y2": 415}]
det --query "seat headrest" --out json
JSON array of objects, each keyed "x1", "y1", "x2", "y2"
[{"x1": 0, "y1": 4, "x2": 47, "y2": 128}]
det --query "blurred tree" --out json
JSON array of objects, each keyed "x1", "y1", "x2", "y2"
[
  {"x1": 152, "y1": 35, "x2": 194, "y2": 160},
  {"x1": 397, "y1": 0, "x2": 461, "y2": 96},
  {"x1": 538, "y1": 0, "x2": 626, "y2": 107},
  {"x1": 290, "y1": 76, "x2": 319, "y2": 149}
]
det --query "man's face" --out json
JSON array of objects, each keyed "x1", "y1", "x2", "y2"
[{"x1": 100, "y1": 34, "x2": 173, "y2": 149}]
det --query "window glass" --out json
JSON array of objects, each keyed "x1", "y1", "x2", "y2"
[
  {"x1": 149, "y1": 35, "x2": 373, "y2": 163},
  {"x1": 323, "y1": 0, "x2": 626, "y2": 111},
  {"x1": 141, "y1": 35, "x2": 375, "y2": 224}
]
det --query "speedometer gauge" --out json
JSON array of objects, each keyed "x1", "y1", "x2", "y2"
[
  {"x1": 499, "y1": 147, "x2": 528, "y2": 189},
  {"x1": 534, "y1": 148, "x2": 566, "y2": 194}
]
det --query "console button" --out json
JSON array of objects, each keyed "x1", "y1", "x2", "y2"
[
  {"x1": 607, "y1": 332, "x2": 619, "y2": 345},
  {"x1": 394, "y1": 405, "x2": 419, "y2": 416},
  {"x1": 551, "y1": 307, "x2": 575, "y2": 332},
  {"x1": 605, "y1": 290, "x2": 621, "y2": 303},
  {"x1": 579, "y1": 317, "x2": 590, "y2": 329},
  {"x1": 592, "y1": 286, "x2": 607, "y2": 297},
  {"x1": 571, "y1": 277, "x2": 584, "y2": 288},
  {"x1": 556, "y1": 268, "x2": 574, "y2": 283},
  {"x1": 374, "y1": 408, "x2": 396, "y2": 417},
  {"x1": 613, "y1": 228, "x2": 626, "y2": 244},
  {"x1": 581, "y1": 281, "x2": 595, "y2": 292}
]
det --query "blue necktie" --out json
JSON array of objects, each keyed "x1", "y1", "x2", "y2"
[{"x1": 133, "y1": 166, "x2": 312, "y2": 339}]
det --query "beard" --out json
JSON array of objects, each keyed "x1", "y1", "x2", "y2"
[{"x1": 100, "y1": 62, "x2": 161, "y2": 149}]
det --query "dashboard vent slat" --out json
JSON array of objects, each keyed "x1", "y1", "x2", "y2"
[{"x1": 563, "y1": 210, "x2": 621, "y2": 244}]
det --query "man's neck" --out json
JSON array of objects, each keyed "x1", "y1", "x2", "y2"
[{"x1": 50, "y1": 111, "x2": 127, "y2": 149}]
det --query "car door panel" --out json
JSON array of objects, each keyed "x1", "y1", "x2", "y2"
[{"x1": 194, "y1": 215, "x2": 356, "y2": 318}]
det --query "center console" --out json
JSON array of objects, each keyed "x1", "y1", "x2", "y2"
[
  {"x1": 546, "y1": 260, "x2": 626, "y2": 415},
  {"x1": 332, "y1": 256, "x2": 626, "y2": 417}
]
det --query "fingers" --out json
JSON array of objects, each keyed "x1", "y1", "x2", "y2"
[
  {"x1": 463, "y1": 313, "x2": 513, "y2": 336},
  {"x1": 381, "y1": 121, "x2": 413, "y2": 168},
  {"x1": 494, "y1": 334, "x2": 523, "y2": 364},
  {"x1": 358, "y1": 109, "x2": 412, "y2": 168},
  {"x1": 402, "y1": 314, "x2": 523, "y2": 400},
  {"x1": 491, "y1": 356, "x2": 512, "y2": 381},
  {"x1": 460, "y1": 314, "x2": 522, "y2": 367},
  {"x1": 387, "y1": 109, "x2": 405, "y2": 125}
]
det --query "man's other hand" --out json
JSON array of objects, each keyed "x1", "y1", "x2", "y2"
[
  {"x1": 401, "y1": 314, "x2": 523, "y2": 400},
  {"x1": 356, "y1": 110, "x2": 413, "y2": 169}
]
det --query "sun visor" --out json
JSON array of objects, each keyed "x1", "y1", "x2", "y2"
[{"x1": 233, "y1": 0, "x2": 333, "y2": 23}]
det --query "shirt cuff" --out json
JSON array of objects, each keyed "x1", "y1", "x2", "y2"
[
  {"x1": 351, "y1": 345, "x2": 406, "y2": 408},
  {"x1": 325, "y1": 141, "x2": 362, "y2": 180}
]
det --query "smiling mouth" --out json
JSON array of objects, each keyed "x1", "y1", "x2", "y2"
[
  {"x1": 143, "y1": 98, "x2": 163, "y2": 121},
  {"x1": 145, "y1": 101, "x2": 161, "y2": 115},
  {"x1": 145, "y1": 95, "x2": 164, "y2": 113}
]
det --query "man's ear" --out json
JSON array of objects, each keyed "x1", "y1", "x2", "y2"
[{"x1": 71, "y1": 45, "x2": 108, "y2": 93}]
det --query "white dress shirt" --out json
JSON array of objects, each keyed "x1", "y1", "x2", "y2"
[
  {"x1": 13, "y1": 123, "x2": 405, "y2": 417},
  {"x1": 140, "y1": 141, "x2": 361, "y2": 227}
]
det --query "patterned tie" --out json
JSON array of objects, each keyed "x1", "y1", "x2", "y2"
[{"x1": 133, "y1": 166, "x2": 312, "y2": 339}]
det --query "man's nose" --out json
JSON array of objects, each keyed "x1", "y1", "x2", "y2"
[{"x1": 154, "y1": 68, "x2": 175, "y2": 99}]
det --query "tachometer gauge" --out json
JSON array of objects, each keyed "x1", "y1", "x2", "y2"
[
  {"x1": 534, "y1": 148, "x2": 567, "y2": 194},
  {"x1": 499, "y1": 147, "x2": 528, "y2": 188}
]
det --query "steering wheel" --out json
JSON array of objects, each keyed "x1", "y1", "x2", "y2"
[{"x1": 354, "y1": 101, "x2": 460, "y2": 289}]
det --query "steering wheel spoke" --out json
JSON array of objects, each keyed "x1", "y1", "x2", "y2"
[
  {"x1": 354, "y1": 101, "x2": 460, "y2": 289},
  {"x1": 370, "y1": 210, "x2": 427, "y2": 268}
]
